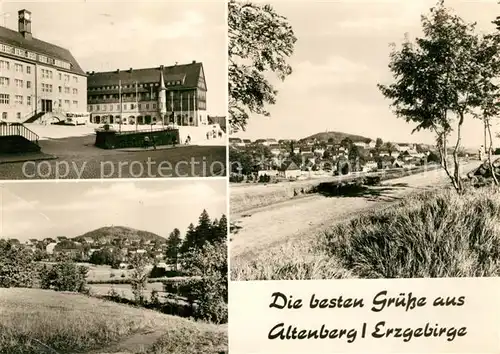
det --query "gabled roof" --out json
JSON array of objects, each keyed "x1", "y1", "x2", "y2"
[
  {"x1": 279, "y1": 160, "x2": 300, "y2": 171},
  {"x1": 0, "y1": 25, "x2": 85, "y2": 76},
  {"x1": 87, "y1": 62, "x2": 205, "y2": 90}
]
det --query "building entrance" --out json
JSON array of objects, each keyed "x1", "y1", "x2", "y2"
[{"x1": 41, "y1": 99, "x2": 53, "y2": 112}]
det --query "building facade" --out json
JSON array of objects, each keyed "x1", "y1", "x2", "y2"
[
  {"x1": 87, "y1": 61, "x2": 208, "y2": 127},
  {"x1": 208, "y1": 115, "x2": 226, "y2": 132},
  {"x1": 0, "y1": 9, "x2": 87, "y2": 123}
]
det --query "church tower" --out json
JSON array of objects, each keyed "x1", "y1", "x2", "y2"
[{"x1": 158, "y1": 66, "x2": 167, "y2": 124}]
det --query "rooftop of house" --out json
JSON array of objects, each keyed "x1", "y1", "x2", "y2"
[
  {"x1": 87, "y1": 62, "x2": 205, "y2": 91},
  {"x1": 0, "y1": 24, "x2": 86, "y2": 76},
  {"x1": 279, "y1": 160, "x2": 300, "y2": 171}
]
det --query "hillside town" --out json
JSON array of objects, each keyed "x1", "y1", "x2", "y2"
[
  {"x1": 229, "y1": 133, "x2": 469, "y2": 182},
  {"x1": 15, "y1": 230, "x2": 169, "y2": 268}
]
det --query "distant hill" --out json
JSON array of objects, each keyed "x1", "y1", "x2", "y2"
[
  {"x1": 73, "y1": 226, "x2": 165, "y2": 243},
  {"x1": 301, "y1": 131, "x2": 372, "y2": 143}
]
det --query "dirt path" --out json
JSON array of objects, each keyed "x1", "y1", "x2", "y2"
[
  {"x1": 85, "y1": 328, "x2": 165, "y2": 354},
  {"x1": 230, "y1": 161, "x2": 480, "y2": 259}
]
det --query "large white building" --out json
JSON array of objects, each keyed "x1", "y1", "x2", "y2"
[
  {"x1": 86, "y1": 61, "x2": 208, "y2": 127},
  {"x1": 0, "y1": 9, "x2": 87, "y2": 123}
]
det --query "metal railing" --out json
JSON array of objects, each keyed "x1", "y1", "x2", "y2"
[
  {"x1": 114, "y1": 126, "x2": 177, "y2": 135},
  {"x1": 0, "y1": 123, "x2": 40, "y2": 143}
]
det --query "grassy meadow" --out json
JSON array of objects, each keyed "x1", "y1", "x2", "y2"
[
  {"x1": 232, "y1": 185, "x2": 500, "y2": 280},
  {"x1": 0, "y1": 288, "x2": 227, "y2": 354}
]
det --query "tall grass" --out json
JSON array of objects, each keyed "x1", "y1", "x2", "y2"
[
  {"x1": 0, "y1": 288, "x2": 226, "y2": 354},
  {"x1": 231, "y1": 237, "x2": 356, "y2": 280},
  {"x1": 325, "y1": 186, "x2": 500, "y2": 278},
  {"x1": 232, "y1": 186, "x2": 500, "y2": 280}
]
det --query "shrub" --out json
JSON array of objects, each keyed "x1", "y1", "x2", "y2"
[
  {"x1": 258, "y1": 174, "x2": 271, "y2": 183},
  {"x1": 229, "y1": 174, "x2": 244, "y2": 183},
  {"x1": 0, "y1": 241, "x2": 35, "y2": 288},
  {"x1": 150, "y1": 289, "x2": 161, "y2": 307},
  {"x1": 150, "y1": 265, "x2": 168, "y2": 278},
  {"x1": 107, "y1": 287, "x2": 121, "y2": 302},
  {"x1": 129, "y1": 254, "x2": 149, "y2": 304},
  {"x1": 427, "y1": 151, "x2": 440, "y2": 164},
  {"x1": 323, "y1": 187, "x2": 500, "y2": 278},
  {"x1": 182, "y1": 241, "x2": 228, "y2": 324},
  {"x1": 162, "y1": 278, "x2": 201, "y2": 303},
  {"x1": 39, "y1": 261, "x2": 89, "y2": 292}
]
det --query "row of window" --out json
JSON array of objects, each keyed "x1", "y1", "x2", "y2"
[
  {"x1": 89, "y1": 90, "x2": 203, "y2": 102},
  {"x1": 0, "y1": 60, "x2": 79, "y2": 83},
  {"x1": 0, "y1": 94, "x2": 29, "y2": 105},
  {"x1": 89, "y1": 93, "x2": 157, "y2": 101},
  {"x1": 0, "y1": 42, "x2": 72, "y2": 70},
  {"x1": 88, "y1": 80, "x2": 182, "y2": 92},
  {"x1": 89, "y1": 102, "x2": 159, "y2": 112},
  {"x1": 0, "y1": 77, "x2": 78, "y2": 94},
  {"x1": 0, "y1": 94, "x2": 78, "y2": 107},
  {"x1": 0, "y1": 61, "x2": 31, "y2": 74},
  {"x1": 41, "y1": 83, "x2": 53, "y2": 93},
  {"x1": 2, "y1": 112, "x2": 23, "y2": 120}
]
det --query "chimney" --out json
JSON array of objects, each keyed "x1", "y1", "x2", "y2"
[
  {"x1": 192, "y1": 60, "x2": 196, "y2": 64},
  {"x1": 129, "y1": 67, "x2": 133, "y2": 73},
  {"x1": 92, "y1": 71, "x2": 95, "y2": 75},
  {"x1": 160, "y1": 65, "x2": 164, "y2": 70},
  {"x1": 116, "y1": 69, "x2": 120, "y2": 73},
  {"x1": 18, "y1": 9, "x2": 32, "y2": 40}
]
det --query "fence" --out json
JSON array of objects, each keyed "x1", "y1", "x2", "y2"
[{"x1": 0, "y1": 123, "x2": 39, "y2": 144}]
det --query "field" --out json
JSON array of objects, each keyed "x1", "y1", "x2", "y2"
[
  {"x1": 232, "y1": 184, "x2": 500, "y2": 281},
  {"x1": 230, "y1": 165, "x2": 442, "y2": 214},
  {"x1": 0, "y1": 288, "x2": 227, "y2": 354}
]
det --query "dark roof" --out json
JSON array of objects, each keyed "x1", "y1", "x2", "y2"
[
  {"x1": 0, "y1": 25, "x2": 85, "y2": 76},
  {"x1": 87, "y1": 62, "x2": 205, "y2": 90},
  {"x1": 279, "y1": 160, "x2": 300, "y2": 171}
]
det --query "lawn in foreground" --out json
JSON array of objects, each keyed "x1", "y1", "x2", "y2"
[
  {"x1": 0, "y1": 288, "x2": 226, "y2": 354},
  {"x1": 232, "y1": 185, "x2": 500, "y2": 280}
]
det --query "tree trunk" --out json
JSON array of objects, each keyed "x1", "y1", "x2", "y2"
[
  {"x1": 452, "y1": 113, "x2": 464, "y2": 193},
  {"x1": 484, "y1": 121, "x2": 487, "y2": 158},
  {"x1": 437, "y1": 130, "x2": 459, "y2": 192},
  {"x1": 486, "y1": 118, "x2": 499, "y2": 186}
]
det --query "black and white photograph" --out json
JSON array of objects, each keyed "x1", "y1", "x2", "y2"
[
  {"x1": 229, "y1": 0, "x2": 500, "y2": 281},
  {"x1": 0, "y1": 179, "x2": 228, "y2": 353},
  {"x1": 0, "y1": 1, "x2": 227, "y2": 179}
]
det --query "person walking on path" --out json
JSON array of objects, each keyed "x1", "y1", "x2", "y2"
[{"x1": 151, "y1": 135, "x2": 157, "y2": 150}]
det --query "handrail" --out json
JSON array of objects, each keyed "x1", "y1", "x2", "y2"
[
  {"x1": 0, "y1": 123, "x2": 40, "y2": 143},
  {"x1": 111, "y1": 127, "x2": 177, "y2": 135},
  {"x1": 22, "y1": 109, "x2": 39, "y2": 120}
]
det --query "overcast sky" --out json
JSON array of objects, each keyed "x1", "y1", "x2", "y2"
[
  {"x1": 236, "y1": 0, "x2": 500, "y2": 148},
  {"x1": 0, "y1": 0, "x2": 226, "y2": 115},
  {"x1": 0, "y1": 180, "x2": 227, "y2": 242}
]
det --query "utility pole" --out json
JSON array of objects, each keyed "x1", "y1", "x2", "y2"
[{"x1": 119, "y1": 79, "x2": 122, "y2": 133}]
